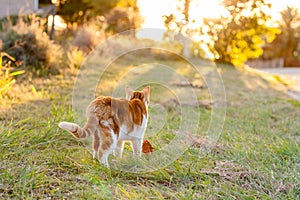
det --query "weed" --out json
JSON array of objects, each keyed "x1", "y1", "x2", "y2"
[
  {"x1": 0, "y1": 48, "x2": 24, "y2": 98},
  {"x1": 67, "y1": 46, "x2": 86, "y2": 70}
]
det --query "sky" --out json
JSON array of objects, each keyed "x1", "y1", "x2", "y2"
[{"x1": 138, "y1": 0, "x2": 300, "y2": 29}]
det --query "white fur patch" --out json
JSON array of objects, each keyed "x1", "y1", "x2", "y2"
[
  {"x1": 119, "y1": 114, "x2": 148, "y2": 140},
  {"x1": 100, "y1": 118, "x2": 113, "y2": 128},
  {"x1": 58, "y1": 122, "x2": 76, "y2": 132},
  {"x1": 100, "y1": 120, "x2": 109, "y2": 127}
]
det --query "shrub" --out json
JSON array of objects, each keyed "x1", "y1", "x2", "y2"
[
  {"x1": 0, "y1": 15, "x2": 64, "y2": 75},
  {"x1": 71, "y1": 20, "x2": 106, "y2": 52}
]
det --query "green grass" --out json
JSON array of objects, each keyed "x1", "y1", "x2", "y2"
[{"x1": 0, "y1": 59, "x2": 299, "y2": 199}]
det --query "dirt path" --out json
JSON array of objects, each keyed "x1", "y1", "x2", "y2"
[{"x1": 258, "y1": 68, "x2": 300, "y2": 101}]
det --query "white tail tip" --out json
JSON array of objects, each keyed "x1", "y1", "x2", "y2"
[{"x1": 58, "y1": 121, "x2": 76, "y2": 132}]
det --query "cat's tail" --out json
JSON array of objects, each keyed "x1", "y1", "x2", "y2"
[{"x1": 58, "y1": 116, "x2": 98, "y2": 138}]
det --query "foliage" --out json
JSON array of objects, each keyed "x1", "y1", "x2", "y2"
[
  {"x1": 190, "y1": 41, "x2": 207, "y2": 58},
  {"x1": 57, "y1": 0, "x2": 143, "y2": 34},
  {"x1": 56, "y1": 0, "x2": 91, "y2": 25},
  {"x1": 0, "y1": 16, "x2": 64, "y2": 74},
  {"x1": 265, "y1": 7, "x2": 300, "y2": 61},
  {"x1": 163, "y1": 0, "x2": 194, "y2": 58},
  {"x1": 0, "y1": 15, "x2": 23, "y2": 31},
  {"x1": 163, "y1": 0, "x2": 191, "y2": 33},
  {"x1": 105, "y1": 6, "x2": 143, "y2": 35},
  {"x1": 0, "y1": 50, "x2": 24, "y2": 98},
  {"x1": 71, "y1": 20, "x2": 106, "y2": 52},
  {"x1": 67, "y1": 46, "x2": 86, "y2": 69},
  {"x1": 83, "y1": 0, "x2": 120, "y2": 16},
  {"x1": 39, "y1": 0, "x2": 52, "y2": 4},
  {"x1": 200, "y1": 0, "x2": 280, "y2": 66}
]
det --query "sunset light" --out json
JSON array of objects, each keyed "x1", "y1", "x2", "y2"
[
  {"x1": 138, "y1": 0, "x2": 300, "y2": 29},
  {"x1": 138, "y1": 0, "x2": 222, "y2": 28},
  {"x1": 1, "y1": 0, "x2": 300, "y2": 198}
]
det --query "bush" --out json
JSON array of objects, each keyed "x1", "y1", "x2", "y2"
[
  {"x1": 0, "y1": 15, "x2": 64, "y2": 75},
  {"x1": 71, "y1": 20, "x2": 106, "y2": 52}
]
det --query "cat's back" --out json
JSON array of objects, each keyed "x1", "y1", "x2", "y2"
[
  {"x1": 87, "y1": 96, "x2": 129, "y2": 120},
  {"x1": 87, "y1": 95, "x2": 146, "y2": 127},
  {"x1": 89, "y1": 96, "x2": 111, "y2": 118}
]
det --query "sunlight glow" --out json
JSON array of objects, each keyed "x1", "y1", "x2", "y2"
[
  {"x1": 189, "y1": 0, "x2": 224, "y2": 19},
  {"x1": 138, "y1": 0, "x2": 222, "y2": 29},
  {"x1": 48, "y1": 15, "x2": 67, "y2": 29},
  {"x1": 138, "y1": 0, "x2": 300, "y2": 29},
  {"x1": 138, "y1": 0, "x2": 175, "y2": 28},
  {"x1": 137, "y1": 0, "x2": 300, "y2": 41},
  {"x1": 267, "y1": 0, "x2": 300, "y2": 21},
  {"x1": 137, "y1": 0, "x2": 222, "y2": 40}
]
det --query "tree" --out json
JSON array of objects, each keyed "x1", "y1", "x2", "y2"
[
  {"x1": 163, "y1": 0, "x2": 191, "y2": 33},
  {"x1": 200, "y1": 0, "x2": 280, "y2": 66},
  {"x1": 57, "y1": 0, "x2": 91, "y2": 25},
  {"x1": 56, "y1": 0, "x2": 143, "y2": 33},
  {"x1": 104, "y1": 0, "x2": 143, "y2": 35},
  {"x1": 163, "y1": 0, "x2": 193, "y2": 58},
  {"x1": 269, "y1": 7, "x2": 300, "y2": 63}
]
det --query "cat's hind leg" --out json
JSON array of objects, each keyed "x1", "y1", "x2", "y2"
[
  {"x1": 98, "y1": 145, "x2": 114, "y2": 168},
  {"x1": 131, "y1": 138, "x2": 143, "y2": 158},
  {"x1": 92, "y1": 129, "x2": 101, "y2": 159},
  {"x1": 96, "y1": 126, "x2": 117, "y2": 167},
  {"x1": 97, "y1": 149, "x2": 109, "y2": 168},
  {"x1": 114, "y1": 140, "x2": 124, "y2": 159}
]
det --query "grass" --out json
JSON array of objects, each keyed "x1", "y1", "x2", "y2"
[{"x1": 0, "y1": 56, "x2": 299, "y2": 199}]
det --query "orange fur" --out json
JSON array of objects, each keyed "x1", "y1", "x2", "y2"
[
  {"x1": 59, "y1": 86, "x2": 150, "y2": 167},
  {"x1": 142, "y1": 140, "x2": 154, "y2": 154}
]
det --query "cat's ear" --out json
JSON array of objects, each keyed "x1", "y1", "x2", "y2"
[
  {"x1": 125, "y1": 86, "x2": 133, "y2": 100},
  {"x1": 143, "y1": 86, "x2": 150, "y2": 101}
]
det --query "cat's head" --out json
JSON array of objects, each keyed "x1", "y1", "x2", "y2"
[{"x1": 126, "y1": 86, "x2": 150, "y2": 106}]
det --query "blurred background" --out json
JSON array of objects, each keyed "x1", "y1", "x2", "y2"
[{"x1": 1, "y1": 0, "x2": 300, "y2": 71}]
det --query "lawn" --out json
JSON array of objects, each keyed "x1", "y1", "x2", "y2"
[{"x1": 0, "y1": 56, "x2": 299, "y2": 199}]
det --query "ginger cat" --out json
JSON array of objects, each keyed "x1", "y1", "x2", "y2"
[{"x1": 58, "y1": 86, "x2": 150, "y2": 167}]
